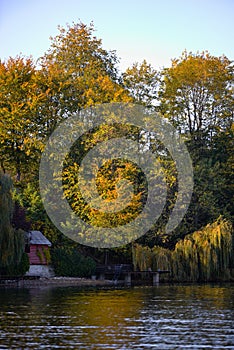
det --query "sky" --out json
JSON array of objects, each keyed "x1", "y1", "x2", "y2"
[{"x1": 0, "y1": 0, "x2": 234, "y2": 72}]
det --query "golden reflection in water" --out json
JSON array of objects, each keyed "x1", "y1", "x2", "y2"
[
  {"x1": 0, "y1": 285, "x2": 233, "y2": 349},
  {"x1": 62, "y1": 288, "x2": 144, "y2": 346}
]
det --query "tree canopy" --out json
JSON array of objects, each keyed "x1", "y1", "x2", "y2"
[
  {"x1": 160, "y1": 51, "x2": 233, "y2": 140},
  {"x1": 0, "y1": 57, "x2": 45, "y2": 180},
  {"x1": 39, "y1": 22, "x2": 131, "y2": 128},
  {"x1": 0, "y1": 22, "x2": 233, "y2": 278}
]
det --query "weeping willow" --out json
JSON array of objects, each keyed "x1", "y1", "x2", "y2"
[
  {"x1": 172, "y1": 217, "x2": 233, "y2": 282},
  {"x1": 0, "y1": 173, "x2": 15, "y2": 270},
  {"x1": 132, "y1": 217, "x2": 233, "y2": 282},
  {"x1": 0, "y1": 173, "x2": 25, "y2": 274},
  {"x1": 132, "y1": 243, "x2": 152, "y2": 271},
  {"x1": 151, "y1": 246, "x2": 171, "y2": 272}
]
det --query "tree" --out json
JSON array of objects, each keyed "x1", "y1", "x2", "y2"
[
  {"x1": 157, "y1": 51, "x2": 234, "y2": 241},
  {"x1": 0, "y1": 173, "x2": 14, "y2": 270},
  {"x1": 211, "y1": 127, "x2": 234, "y2": 221},
  {"x1": 0, "y1": 56, "x2": 45, "y2": 180},
  {"x1": 133, "y1": 217, "x2": 233, "y2": 282},
  {"x1": 0, "y1": 173, "x2": 25, "y2": 274},
  {"x1": 122, "y1": 60, "x2": 159, "y2": 108},
  {"x1": 39, "y1": 21, "x2": 131, "y2": 134},
  {"x1": 160, "y1": 51, "x2": 234, "y2": 142},
  {"x1": 12, "y1": 201, "x2": 31, "y2": 232}
]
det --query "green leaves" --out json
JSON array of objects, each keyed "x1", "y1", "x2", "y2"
[
  {"x1": 0, "y1": 20, "x2": 233, "y2": 267},
  {"x1": 123, "y1": 60, "x2": 159, "y2": 107},
  {"x1": 51, "y1": 247, "x2": 96, "y2": 277},
  {"x1": 160, "y1": 51, "x2": 234, "y2": 138},
  {"x1": 0, "y1": 173, "x2": 25, "y2": 273},
  {"x1": 0, "y1": 57, "x2": 46, "y2": 180},
  {"x1": 39, "y1": 22, "x2": 131, "y2": 121},
  {"x1": 0, "y1": 23, "x2": 131, "y2": 182}
]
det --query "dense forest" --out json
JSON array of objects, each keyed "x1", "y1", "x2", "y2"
[{"x1": 0, "y1": 22, "x2": 233, "y2": 281}]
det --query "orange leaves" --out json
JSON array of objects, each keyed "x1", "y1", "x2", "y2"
[{"x1": 0, "y1": 56, "x2": 47, "y2": 179}]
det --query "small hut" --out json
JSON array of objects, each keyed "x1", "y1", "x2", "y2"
[{"x1": 25, "y1": 231, "x2": 54, "y2": 278}]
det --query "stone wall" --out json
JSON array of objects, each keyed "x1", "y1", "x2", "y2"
[{"x1": 25, "y1": 265, "x2": 54, "y2": 278}]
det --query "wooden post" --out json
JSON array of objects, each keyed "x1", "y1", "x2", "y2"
[
  {"x1": 99, "y1": 273, "x2": 105, "y2": 280},
  {"x1": 152, "y1": 272, "x2": 159, "y2": 285},
  {"x1": 125, "y1": 272, "x2": 131, "y2": 286}
]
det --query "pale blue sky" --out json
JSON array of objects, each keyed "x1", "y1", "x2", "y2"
[{"x1": 0, "y1": 0, "x2": 233, "y2": 71}]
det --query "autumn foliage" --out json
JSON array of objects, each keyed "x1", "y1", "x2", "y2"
[{"x1": 0, "y1": 22, "x2": 233, "y2": 279}]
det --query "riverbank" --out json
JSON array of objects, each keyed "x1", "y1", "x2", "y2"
[{"x1": 0, "y1": 276, "x2": 115, "y2": 288}]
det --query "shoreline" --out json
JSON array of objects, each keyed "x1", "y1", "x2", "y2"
[
  {"x1": 1, "y1": 276, "x2": 233, "y2": 289},
  {"x1": 0, "y1": 276, "x2": 116, "y2": 289}
]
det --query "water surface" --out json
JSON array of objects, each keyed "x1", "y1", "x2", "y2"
[{"x1": 0, "y1": 284, "x2": 233, "y2": 349}]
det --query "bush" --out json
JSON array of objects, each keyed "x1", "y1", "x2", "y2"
[{"x1": 51, "y1": 247, "x2": 96, "y2": 277}]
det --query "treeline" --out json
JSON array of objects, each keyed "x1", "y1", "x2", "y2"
[{"x1": 0, "y1": 22, "x2": 233, "y2": 278}]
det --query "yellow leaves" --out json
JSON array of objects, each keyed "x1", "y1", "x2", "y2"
[
  {"x1": 172, "y1": 218, "x2": 233, "y2": 281},
  {"x1": 82, "y1": 74, "x2": 131, "y2": 107},
  {"x1": 39, "y1": 21, "x2": 132, "y2": 113},
  {"x1": 167, "y1": 51, "x2": 232, "y2": 90},
  {"x1": 133, "y1": 218, "x2": 233, "y2": 282},
  {"x1": 133, "y1": 243, "x2": 171, "y2": 271},
  {"x1": 0, "y1": 56, "x2": 48, "y2": 178},
  {"x1": 161, "y1": 50, "x2": 234, "y2": 135},
  {"x1": 63, "y1": 155, "x2": 144, "y2": 231}
]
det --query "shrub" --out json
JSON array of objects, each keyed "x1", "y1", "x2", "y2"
[{"x1": 51, "y1": 247, "x2": 96, "y2": 277}]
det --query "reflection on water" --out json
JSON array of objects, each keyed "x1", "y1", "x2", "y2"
[{"x1": 0, "y1": 284, "x2": 233, "y2": 349}]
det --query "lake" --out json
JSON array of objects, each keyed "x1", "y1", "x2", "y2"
[{"x1": 0, "y1": 284, "x2": 233, "y2": 349}]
